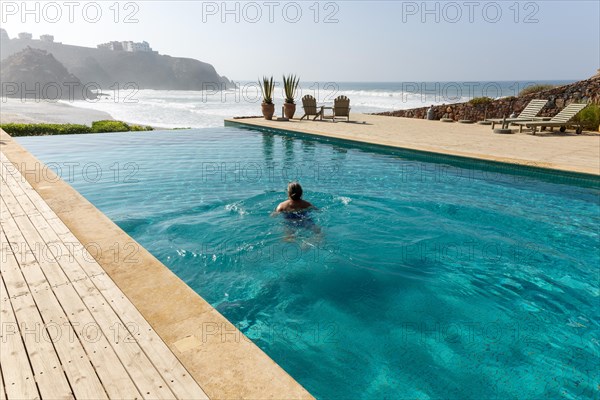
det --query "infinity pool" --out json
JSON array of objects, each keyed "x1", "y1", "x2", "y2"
[{"x1": 17, "y1": 128, "x2": 599, "y2": 399}]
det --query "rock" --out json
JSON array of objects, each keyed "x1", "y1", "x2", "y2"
[
  {"x1": 1, "y1": 36, "x2": 233, "y2": 90},
  {"x1": 555, "y1": 98, "x2": 564, "y2": 108},
  {"x1": 374, "y1": 74, "x2": 599, "y2": 121},
  {"x1": 0, "y1": 47, "x2": 96, "y2": 100}
]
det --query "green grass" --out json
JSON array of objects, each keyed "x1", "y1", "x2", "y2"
[
  {"x1": 91, "y1": 120, "x2": 152, "y2": 133},
  {"x1": 468, "y1": 97, "x2": 494, "y2": 106},
  {"x1": 1, "y1": 121, "x2": 153, "y2": 137},
  {"x1": 574, "y1": 103, "x2": 600, "y2": 130},
  {"x1": 0, "y1": 123, "x2": 92, "y2": 136},
  {"x1": 519, "y1": 84, "x2": 555, "y2": 96}
]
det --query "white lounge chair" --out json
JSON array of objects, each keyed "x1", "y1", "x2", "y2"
[
  {"x1": 485, "y1": 99, "x2": 548, "y2": 129},
  {"x1": 513, "y1": 103, "x2": 589, "y2": 134}
]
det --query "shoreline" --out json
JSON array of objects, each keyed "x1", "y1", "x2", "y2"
[
  {"x1": 0, "y1": 97, "x2": 172, "y2": 131},
  {"x1": 0, "y1": 98, "x2": 169, "y2": 130},
  {"x1": 0, "y1": 98, "x2": 115, "y2": 125}
]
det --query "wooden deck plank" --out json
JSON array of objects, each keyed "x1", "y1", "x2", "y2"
[
  {"x1": 1, "y1": 175, "x2": 87, "y2": 283},
  {"x1": 91, "y1": 273, "x2": 209, "y2": 400},
  {"x1": 1, "y1": 158, "x2": 209, "y2": 400},
  {"x1": 49, "y1": 282, "x2": 144, "y2": 400},
  {"x1": 7, "y1": 293, "x2": 74, "y2": 399},
  {"x1": 69, "y1": 276, "x2": 177, "y2": 399},
  {"x1": 0, "y1": 154, "x2": 56, "y2": 216},
  {"x1": 0, "y1": 218, "x2": 107, "y2": 399},
  {"x1": 0, "y1": 228, "x2": 33, "y2": 300},
  {"x1": 1, "y1": 189, "x2": 172, "y2": 400},
  {"x1": 0, "y1": 240, "x2": 74, "y2": 400},
  {"x1": 0, "y1": 180, "x2": 26, "y2": 217},
  {"x1": 19, "y1": 286, "x2": 109, "y2": 400},
  {"x1": 0, "y1": 159, "x2": 201, "y2": 400},
  {"x1": 1, "y1": 167, "x2": 177, "y2": 400},
  {"x1": 0, "y1": 277, "x2": 39, "y2": 400},
  {"x1": 0, "y1": 362, "x2": 6, "y2": 400},
  {"x1": 1, "y1": 198, "x2": 143, "y2": 400}
]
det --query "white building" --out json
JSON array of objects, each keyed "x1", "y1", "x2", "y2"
[
  {"x1": 121, "y1": 41, "x2": 153, "y2": 52},
  {"x1": 18, "y1": 32, "x2": 32, "y2": 40},
  {"x1": 97, "y1": 41, "x2": 124, "y2": 51},
  {"x1": 97, "y1": 40, "x2": 153, "y2": 53},
  {"x1": 40, "y1": 34, "x2": 54, "y2": 42}
]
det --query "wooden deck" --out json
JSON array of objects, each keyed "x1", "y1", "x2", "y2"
[{"x1": 0, "y1": 151, "x2": 209, "y2": 399}]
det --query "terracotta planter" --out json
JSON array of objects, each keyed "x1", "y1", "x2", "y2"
[
  {"x1": 262, "y1": 102, "x2": 275, "y2": 120},
  {"x1": 283, "y1": 102, "x2": 296, "y2": 119}
]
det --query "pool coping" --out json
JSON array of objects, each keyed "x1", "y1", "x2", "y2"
[
  {"x1": 0, "y1": 128, "x2": 314, "y2": 399},
  {"x1": 224, "y1": 117, "x2": 600, "y2": 184}
]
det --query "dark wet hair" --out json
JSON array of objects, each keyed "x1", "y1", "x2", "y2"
[{"x1": 288, "y1": 182, "x2": 303, "y2": 201}]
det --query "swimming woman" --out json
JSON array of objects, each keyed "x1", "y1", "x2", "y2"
[
  {"x1": 273, "y1": 181, "x2": 316, "y2": 216},
  {"x1": 272, "y1": 182, "x2": 321, "y2": 241}
]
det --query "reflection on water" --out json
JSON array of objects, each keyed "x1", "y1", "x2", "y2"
[{"x1": 262, "y1": 132, "x2": 274, "y2": 162}]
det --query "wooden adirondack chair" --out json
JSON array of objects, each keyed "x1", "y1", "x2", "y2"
[
  {"x1": 333, "y1": 95, "x2": 351, "y2": 121},
  {"x1": 300, "y1": 95, "x2": 322, "y2": 120}
]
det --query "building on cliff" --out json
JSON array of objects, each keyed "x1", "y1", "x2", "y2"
[
  {"x1": 18, "y1": 32, "x2": 32, "y2": 40},
  {"x1": 122, "y1": 40, "x2": 153, "y2": 52},
  {"x1": 97, "y1": 40, "x2": 155, "y2": 53},
  {"x1": 97, "y1": 41, "x2": 124, "y2": 51},
  {"x1": 40, "y1": 34, "x2": 54, "y2": 42}
]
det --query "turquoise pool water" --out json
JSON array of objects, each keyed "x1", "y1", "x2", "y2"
[{"x1": 17, "y1": 129, "x2": 599, "y2": 399}]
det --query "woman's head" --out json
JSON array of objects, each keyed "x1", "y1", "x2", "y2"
[{"x1": 287, "y1": 182, "x2": 303, "y2": 201}]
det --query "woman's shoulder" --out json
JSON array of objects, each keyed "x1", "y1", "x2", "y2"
[
  {"x1": 276, "y1": 200, "x2": 292, "y2": 211},
  {"x1": 301, "y1": 200, "x2": 316, "y2": 210}
]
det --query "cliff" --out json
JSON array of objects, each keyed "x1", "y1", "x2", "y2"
[
  {"x1": 0, "y1": 36, "x2": 233, "y2": 91},
  {"x1": 375, "y1": 74, "x2": 600, "y2": 121},
  {"x1": 0, "y1": 47, "x2": 97, "y2": 100}
]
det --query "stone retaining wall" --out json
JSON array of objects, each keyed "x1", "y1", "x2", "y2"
[{"x1": 375, "y1": 75, "x2": 600, "y2": 121}]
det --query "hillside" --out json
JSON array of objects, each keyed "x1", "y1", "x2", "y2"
[
  {"x1": 0, "y1": 47, "x2": 97, "y2": 100},
  {"x1": 0, "y1": 36, "x2": 233, "y2": 91}
]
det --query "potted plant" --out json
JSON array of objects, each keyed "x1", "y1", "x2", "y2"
[
  {"x1": 282, "y1": 74, "x2": 300, "y2": 119},
  {"x1": 259, "y1": 76, "x2": 275, "y2": 120}
]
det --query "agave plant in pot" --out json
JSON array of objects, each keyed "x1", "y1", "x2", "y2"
[
  {"x1": 259, "y1": 76, "x2": 275, "y2": 120},
  {"x1": 282, "y1": 74, "x2": 300, "y2": 119}
]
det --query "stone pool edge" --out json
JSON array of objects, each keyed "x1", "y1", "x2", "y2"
[
  {"x1": 0, "y1": 128, "x2": 314, "y2": 400},
  {"x1": 224, "y1": 117, "x2": 600, "y2": 183}
]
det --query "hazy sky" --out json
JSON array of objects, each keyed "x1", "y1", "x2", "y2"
[{"x1": 2, "y1": 0, "x2": 599, "y2": 81}]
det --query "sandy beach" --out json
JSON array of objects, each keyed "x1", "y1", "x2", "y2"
[{"x1": 0, "y1": 98, "x2": 113, "y2": 125}]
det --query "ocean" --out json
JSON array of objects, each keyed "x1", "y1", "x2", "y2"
[{"x1": 67, "y1": 80, "x2": 574, "y2": 129}]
